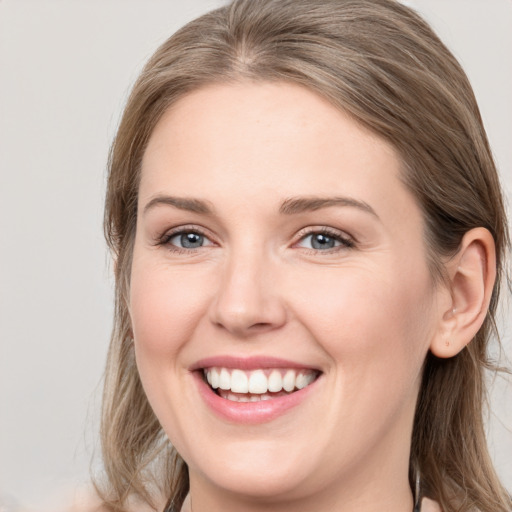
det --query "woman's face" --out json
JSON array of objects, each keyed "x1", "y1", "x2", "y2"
[{"x1": 131, "y1": 82, "x2": 444, "y2": 505}]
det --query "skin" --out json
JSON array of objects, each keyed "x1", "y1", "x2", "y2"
[{"x1": 129, "y1": 82, "x2": 491, "y2": 512}]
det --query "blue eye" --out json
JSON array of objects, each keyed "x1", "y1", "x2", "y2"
[
  {"x1": 297, "y1": 230, "x2": 353, "y2": 251},
  {"x1": 309, "y1": 233, "x2": 337, "y2": 250},
  {"x1": 172, "y1": 232, "x2": 204, "y2": 248},
  {"x1": 165, "y1": 230, "x2": 214, "y2": 250}
]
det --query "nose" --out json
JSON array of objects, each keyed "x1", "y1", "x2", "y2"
[{"x1": 209, "y1": 249, "x2": 287, "y2": 338}]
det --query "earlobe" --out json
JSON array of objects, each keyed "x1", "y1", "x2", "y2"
[{"x1": 430, "y1": 228, "x2": 496, "y2": 358}]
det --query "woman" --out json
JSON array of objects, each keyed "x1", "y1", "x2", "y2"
[{"x1": 97, "y1": 1, "x2": 511, "y2": 511}]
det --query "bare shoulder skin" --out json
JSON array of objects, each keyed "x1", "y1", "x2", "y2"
[
  {"x1": 64, "y1": 488, "x2": 160, "y2": 512},
  {"x1": 421, "y1": 497, "x2": 442, "y2": 512}
]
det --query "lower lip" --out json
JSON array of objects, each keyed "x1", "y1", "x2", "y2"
[{"x1": 193, "y1": 371, "x2": 320, "y2": 424}]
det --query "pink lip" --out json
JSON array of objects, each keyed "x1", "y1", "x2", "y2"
[
  {"x1": 190, "y1": 355, "x2": 320, "y2": 371},
  {"x1": 192, "y1": 366, "x2": 321, "y2": 425}
]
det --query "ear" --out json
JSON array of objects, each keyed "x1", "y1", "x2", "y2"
[{"x1": 430, "y1": 227, "x2": 496, "y2": 358}]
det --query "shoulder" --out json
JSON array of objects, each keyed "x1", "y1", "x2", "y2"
[
  {"x1": 58, "y1": 487, "x2": 155, "y2": 512},
  {"x1": 64, "y1": 490, "x2": 111, "y2": 512},
  {"x1": 66, "y1": 495, "x2": 157, "y2": 512},
  {"x1": 421, "y1": 497, "x2": 443, "y2": 512}
]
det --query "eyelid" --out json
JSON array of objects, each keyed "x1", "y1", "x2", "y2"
[
  {"x1": 156, "y1": 224, "x2": 217, "y2": 248},
  {"x1": 293, "y1": 226, "x2": 355, "y2": 251},
  {"x1": 153, "y1": 224, "x2": 355, "y2": 253},
  {"x1": 168, "y1": 231, "x2": 215, "y2": 248}
]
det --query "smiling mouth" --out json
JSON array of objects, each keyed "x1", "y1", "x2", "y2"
[{"x1": 202, "y1": 367, "x2": 321, "y2": 402}]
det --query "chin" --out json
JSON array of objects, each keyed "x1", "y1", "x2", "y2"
[
  {"x1": 187, "y1": 439, "x2": 318, "y2": 500},
  {"x1": 201, "y1": 465, "x2": 311, "y2": 501}
]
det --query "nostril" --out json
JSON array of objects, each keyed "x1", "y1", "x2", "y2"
[{"x1": 249, "y1": 322, "x2": 273, "y2": 330}]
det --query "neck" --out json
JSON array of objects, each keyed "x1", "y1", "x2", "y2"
[
  {"x1": 182, "y1": 395, "x2": 418, "y2": 512},
  {"x1": 184, "y1": 462, "x2": 415, "y2": 512}
]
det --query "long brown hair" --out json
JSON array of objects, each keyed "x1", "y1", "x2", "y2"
[{"x1": 99, "y1": 1, "x2": 511, "y2": 510}]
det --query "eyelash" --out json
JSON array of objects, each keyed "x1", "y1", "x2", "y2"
[
  {"x1": 294, "y1": 227, "x2": 355, "y2": 254},
  {"x1": 156, "y1": 225, "x2": 213, "y2": 255},
  {"x1": 156, "y1": 226, "x2": 355, "y2": 254}
]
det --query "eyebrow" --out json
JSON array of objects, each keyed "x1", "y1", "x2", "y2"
[
  {"x1": 144, "y1": 195, "x2": 214, "y2": 215},
  {"x1": 279, "y1": 196, "x2": 378, "y2": 218},
  {"x1": 143, "y1": 194, "x2": 378, "y2": 218}
]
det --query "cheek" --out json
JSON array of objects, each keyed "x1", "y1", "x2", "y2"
[
  {"x1": 289, "y1": 262, "x2": 434, "y2": 373},
  {"x1": 128, "y1": 257, "x2": 214, "y2": 436},
  {"x1": 294, "y1": 266, "x2": 435, "y2": 452},
  {"x1": 130, "y1": 258, "x2": 213, "y2": 356}
]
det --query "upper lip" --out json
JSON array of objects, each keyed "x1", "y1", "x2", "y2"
[{"x1": 190, "y1": 355, "x2": 321, "y2": 372}]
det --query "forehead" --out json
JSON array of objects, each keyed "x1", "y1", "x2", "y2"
[{"x1": 140, "y1": 81, "x2": 419, "y2": 227}]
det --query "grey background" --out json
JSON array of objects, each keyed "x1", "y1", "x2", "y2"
[{"x1": 0, "y1": 1, "x2": 511, "y2": 510}]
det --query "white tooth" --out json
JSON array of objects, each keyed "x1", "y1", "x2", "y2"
[
  {"x1": 206, "y1": 370, "x2": 212, "y2": 386},
  {"x1": 231, "y1": 369, "x2": 249, "y2": 393},
  {"x1": 296, "y1": 373, "x2": 310, "y2": 389},
  {"x1": 283, "y1": 370, "x2": 296, "y2": 392},
  {"x1": 250, "y1": 395, "x2": 260, "y2": 402},
  {"x1": 210, "y1": 368, "x2": 220, "y2": 389},
  {"x1": 304, "y1": 372, "x2": 316, "y2": 386},
  {"x1": 219, "y1": 368, "x2": 231, "y2": 390},
  {"x1": 260, "y1": 394, "x2": 272, "y2": 400},
  {"x1": 268, "y1": 370, "x2": 283, "y2": 392},
  {"x1": 248, "y1": 370, "x2": 268, "y2": 394}
]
